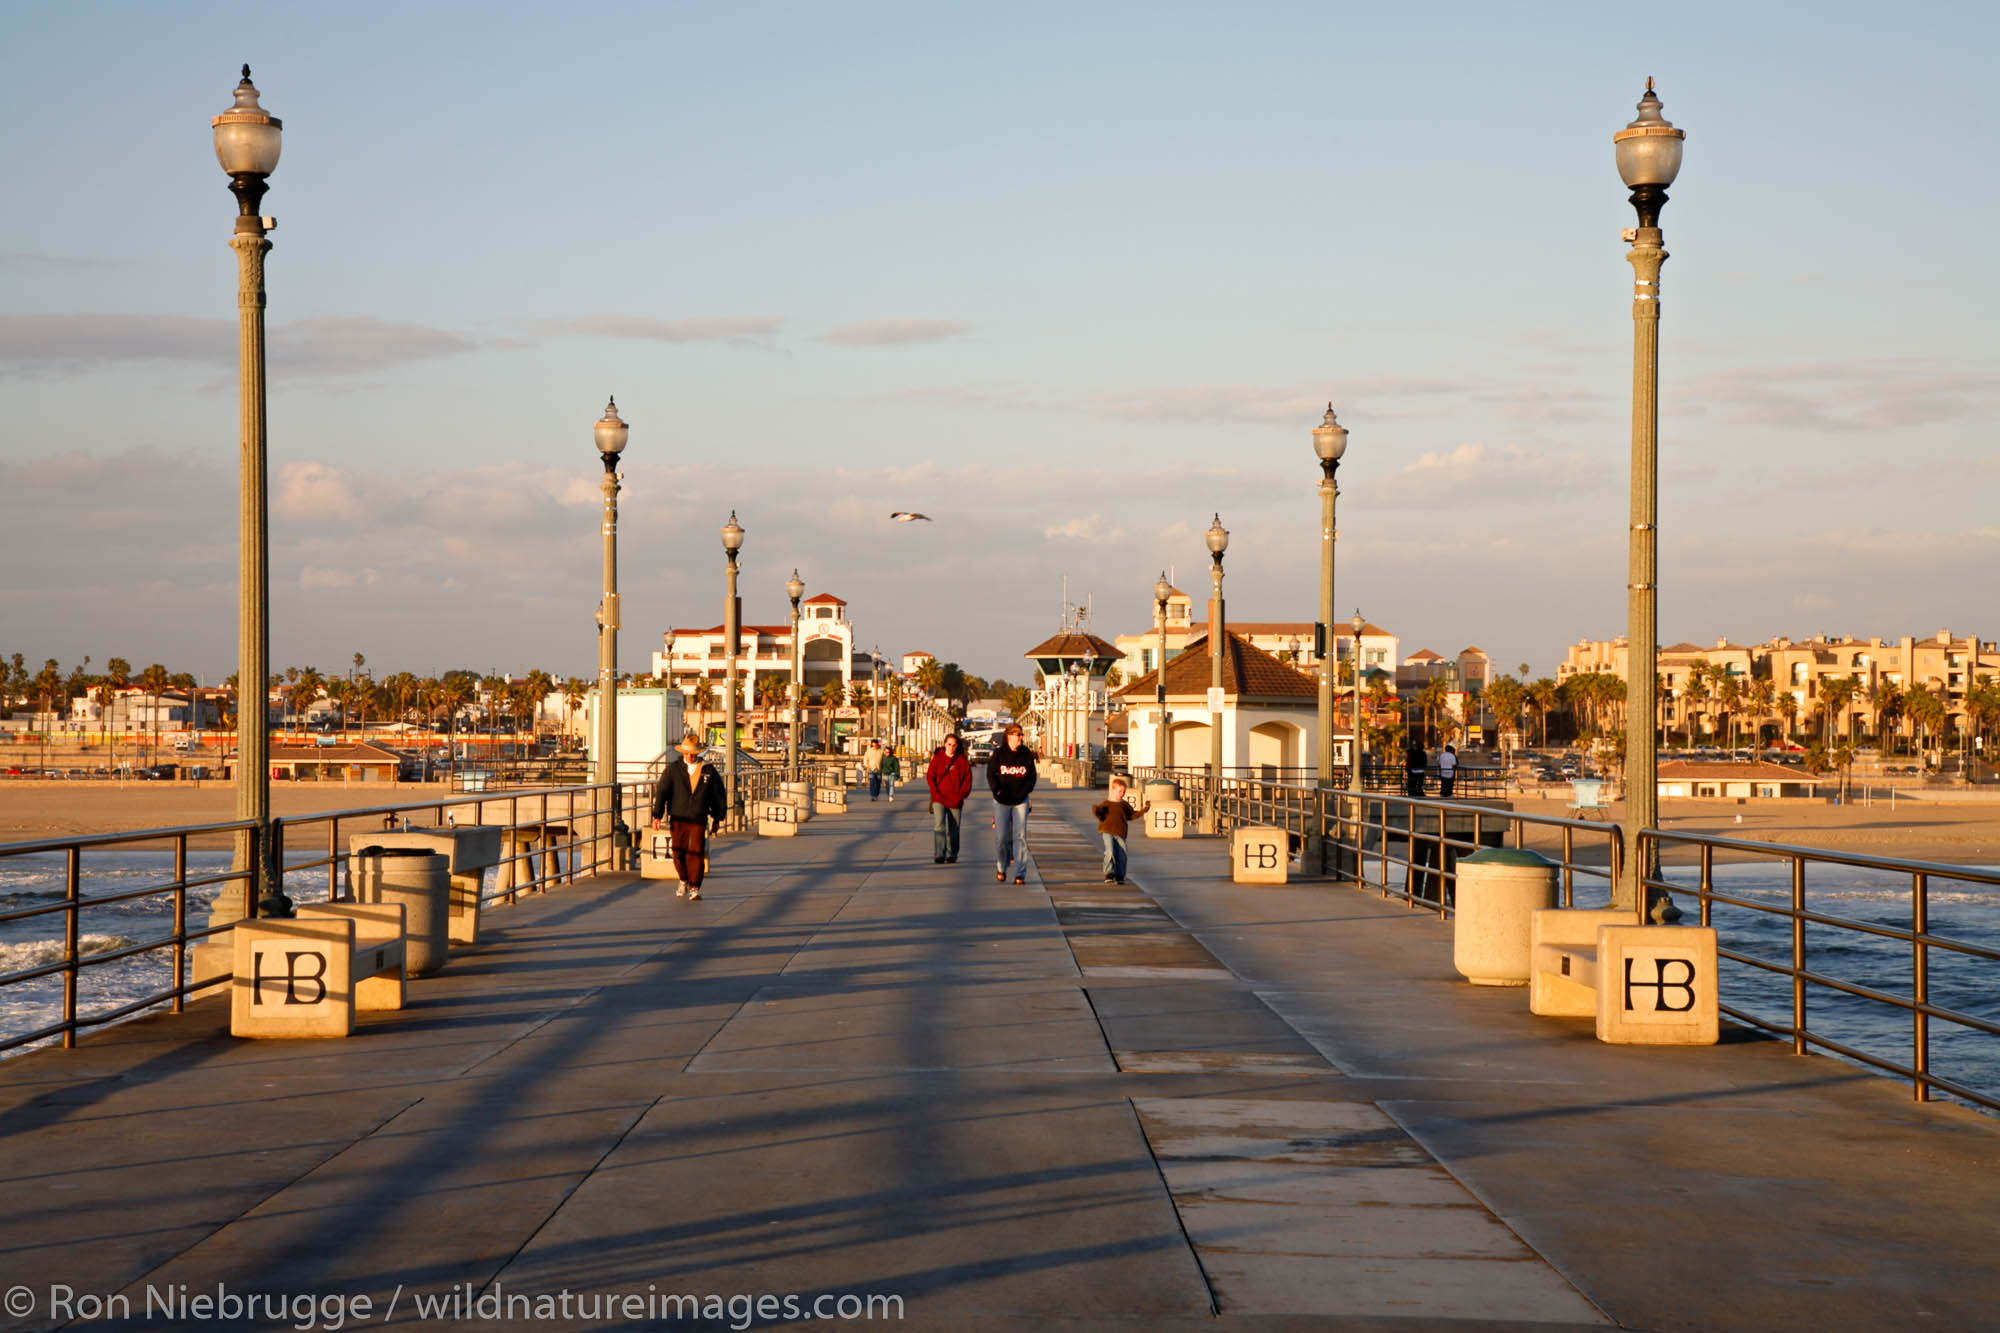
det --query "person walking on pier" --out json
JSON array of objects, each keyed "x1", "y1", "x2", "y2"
[
  {"x1": 649, "y1": 734, "x2": 727, "y2": 901},
  {"x1": 864, "y1": 739, "x2": 885, "y2": 800},
  {"x1": 1092, "y1": 776, "x2": 1145, "y2": 884},
  {"x1": 1405, "y1": 738, "x2": 1428, "y2": 799},
  {"x1": 879, "y1": 746, "x2": 901, "y2": 801},
  {"x1": 1438, "y1": 742, "x2": 1458, "y2": 798},
  {"x1": 988, "y1": 724, "x2": 1037, "y2": 883},
  {"x1": 926, "y1": 732, "x2": 973, "y2": 864}
]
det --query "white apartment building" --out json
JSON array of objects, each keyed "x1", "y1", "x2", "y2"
[
  {"x1": 1109, "y1": 585, "x2": 1399, "y2": 688},
  {"x1": 651, "y1": 593, "x2": 876, "y2": 710}
]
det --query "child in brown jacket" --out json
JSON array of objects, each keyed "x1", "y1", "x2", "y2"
[{"x1": 1091, "y1": 776, "x2": 1146, "y2": 883}]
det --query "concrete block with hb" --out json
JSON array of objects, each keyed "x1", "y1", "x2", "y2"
[
  {"x1": 1229, "y1": 825, "x2": 1289, "y2": 884},
  {"x1": 1144, "y1": 800, "x2": 1186, "y2": 839},
  {"x1": 758, "y1": 800, "x2": 800, "y2": 837},
  {"x1": 1530, "y1": 909, "x2": 1718, "y2": 1045},
  {"x1": 230, "y1": 902, "x2": 408, "y2": 1039}
]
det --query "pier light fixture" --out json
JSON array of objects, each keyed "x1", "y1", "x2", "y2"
[
  {"x1": 786, "y1": 569, "x2": 805, "y2": 775},
  {"x1": 1205, "y1": 515, "x2": 1229, "y2": 830},
  {"x1": 1205, "y1": 514, "x2": 1229, "y2": 560},
  {"x1": 215, "y1": 65, "x2": 287, "y2": 921},
  {"x1": 592, "y1": 397, "x2": 629, "y2": 865},
  {"x1": 1154, "y1": 573, "x2": 1173, "y2": 770},
  {"x1": 721, "y1": 512, "x2": 744, "y2": 825},
  {"x1": 1614, "y1": 78, "x2": 1686, "y2": 921},
  {"x1": 1310, "y1": 403, "x2": 1351, "y2": 875},
  {"x1": 1350, "y1": 609, "x2": 1366, "y2": 796}
]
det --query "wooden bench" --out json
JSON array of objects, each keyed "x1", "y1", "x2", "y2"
[
  {"x1": 1529, "y1": 908, "x2": 1717, "y2": 1044},
  {"x1": 231, "y1": 902, "x2": 408, "y2": 1039}
]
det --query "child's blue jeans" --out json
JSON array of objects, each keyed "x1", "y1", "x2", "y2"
[{"x1": 1101, "y1": 833, "x2": 1127, "y2": 880}]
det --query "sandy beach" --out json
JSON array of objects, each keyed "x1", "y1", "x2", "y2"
[{"x1": 2, "y1": 781, "x2": 1997, "y2": 868}]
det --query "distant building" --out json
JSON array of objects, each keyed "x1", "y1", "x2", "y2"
[
  {"x1": 1656, "y1": 759, "x2": 1825, "y2": 800},
  {"x1": 1107, "y1": 585, "x2": 1398, "y2": 690},
  {"x1": 1114, "y1": 632, "x2": 1334, "y2": 774}
]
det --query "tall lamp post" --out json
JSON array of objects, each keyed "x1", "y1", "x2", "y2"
[
  {"x1": 593, "y1": 397, "x2": 629, "y2": 865},
  {"x1": 1068, "y1": 661, "x2": 1085, "y2": 774},
  {"x1": 214, "y1": 65, "x2": 288, "y2": 918},
  {"x1": 1154, "y1": 573, "x2": 1173, "y2": 771},
  {"x1": 1312, "y1": 405, "x2": 1348, "y2": 799},
  {"x1": 721, "y1": 512, "x2": 745, "y2": 827},
  {"x1": 1205, "y1": 514, "x2": 1229, "y2": 832},
  {"x1": 785, "y1": 570, "x2": 805, "y2": 777},
  {"x1": 1350, "y1": 610, "x2": 1367, "y2": 796},
  {"x1": 1614, "y1": 79, "x2": 1685, "y2": 920}
]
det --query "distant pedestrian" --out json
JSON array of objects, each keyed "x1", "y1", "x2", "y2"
[
  {"x1": 864, "y1": 739, "x2": 884, "y2": 800},
  {"x1": 648, "y1": 734, "x2": 727, "y2": 901},
  {"x1": 1438, "y1": 742, "x2": 1458, "y2": 798},
  {"x1": 1091, "y1": 776, "x2": 1145, "y2": 884},
  {"x1": 926, "y1": 733, "x2": 974, "y2": 863},
  {"x1": 879, "y1": 746, "x2": 901, "y2": 801},
  {"x1": 987, "y1": 724, "x2": 1038, "y2": 883},
  {"x1": 1405, "y1": 738, "x2": 1427, "y2": 799}
]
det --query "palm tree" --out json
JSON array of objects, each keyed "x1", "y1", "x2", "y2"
[
  {"x1": 1819, "y1": 676, "x2": 1860, "y2": 749},
  {"x1": 1777, "y1": 691, "x2": 1800, "y2": 745},
  {"x1": 1748, "y1": 677, "x2": 1775, "y2": 748},
  {"x1": 1417, "y1": 677, "x2": 1451, "y2": 747},
  {"x1": 914, "y1": 657, "x2": 945, "y2": 697},
  {"x1": 1682, "y1": 667, "x2": 1711, "y2": 746},
  {"x1": 1527, "y1": 678, "x2": 1559, "y2": 747},
  {"x1": 1871, "y1": 679, "x2": 1904, "y2": 756},
  {"x1": 691, "y1": 679, "x2": 716, "y2": 745},
  {"x1": 1716, "y1": 673, "x2": 1744, "y2": 750},
  {"x1": 1485, "y1": 676, "x2": 1525, "y2": 758},
  {"x1": 139, "y1": 663, "x2": 170, "y2": 765},
  {"x1": 290, "y1": 668, "x2": 323, "y2": 735},
  {"x1": 561, "y1": 677, "x2": 588, "y2": 746},
  {"x1": 1905, "y1": 684, "x2": 1947, "y2": 766}
]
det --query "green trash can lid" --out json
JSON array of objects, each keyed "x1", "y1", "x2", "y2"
[{"x1": 1458, "y1": 847, "x2": 1555, "y2": 868}]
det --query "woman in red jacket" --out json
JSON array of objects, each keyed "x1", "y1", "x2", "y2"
[{"x1": 925, "y1": 733, "x2": 974, "y2": 864}]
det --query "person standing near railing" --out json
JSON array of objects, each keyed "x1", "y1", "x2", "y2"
[
  {"x1": 1438, "y1": 743, "x2": 1457, "y2": 799},
  {"x1": 1405, "y1": 738, "x2": 1428, "y2": 799},
  {"x1": 926, "y1": 732, "x2": 972, "y2": 864},
  {"x1": 649, "y1": 734, "x2": 726, "y2": 902}
]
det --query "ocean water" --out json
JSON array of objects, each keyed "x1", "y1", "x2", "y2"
[{"x1": 4, "y1": 851, "x2": 1998, "y2": 1109}]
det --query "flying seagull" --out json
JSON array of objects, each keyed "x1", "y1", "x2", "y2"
[{"x1": 889, "y1": 511, "x2": 933, "y2": 522}]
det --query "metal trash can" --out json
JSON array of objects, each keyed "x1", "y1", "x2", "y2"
[
  {"x1": 1142, "y1": 778, "x2": 1178, "y2": 808},
  {"x1": 352, "y1": 846, "x2": 451, "y2": 976},
  {"x1": 1452, "y1": 847, "x2": 1558, "y2": 986}
]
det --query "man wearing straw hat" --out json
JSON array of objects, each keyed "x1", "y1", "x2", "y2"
[{"x1": 649, "y1": 734, "x2": 727, "y2": 901}]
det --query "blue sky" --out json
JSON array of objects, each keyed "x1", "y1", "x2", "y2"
[{"x1": 2, "y1": 2, "x2": 1995, "y2": 685}]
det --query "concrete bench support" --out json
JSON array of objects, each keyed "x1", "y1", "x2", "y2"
[
  {"x1": 815, "y1": 787, "x2": 849, "y2": 814},
  {"x1": 231, "y1": 902, "x2": 408, "y2": 1039},
  {"x1": 1530, "y1": 911, "x2": 1719, "y2": 1045},
  {"x1": 1144, "y1": 800, "x2": 1186, "y2": 839},
  {"x1": 758, "y1": 800, "x2": 800, "y2": 837},
  {"x1": 1230, "y1": 825, "x2": 1288, "y2": 884}
]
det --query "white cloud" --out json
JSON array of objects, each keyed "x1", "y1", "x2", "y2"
[
  {"x1": 0, "y1": 313, "x2": 488, "y2": 378},
  {"x1": 1677, "y1": 359, "x2": 2000, "y2": 433},
  {"x1": 550, "y1": 315, "x2": 782, "y2": 346},
  {"x1": 1368, "y1": 442, "x2": 1610, "y2": 510},
  {"x1": 823, "y1": 319, "x2": 970, "y2": 347},
  {"x1": 274, "y1": 461, "x2": 364, "y2": 523},
  {"x1": 1043, "y1": 515, "x2": 1125, "y2": 543}
]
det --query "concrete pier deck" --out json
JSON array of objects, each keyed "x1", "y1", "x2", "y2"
[{"x1": 1, "y1": 790, "x2": 1996, "y2": 1331}]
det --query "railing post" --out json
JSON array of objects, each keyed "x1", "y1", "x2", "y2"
[
  {"x1": 1791, "y1": 853, "x2": 1807, "y2": 1055},
  {"x1": 1913, "y1": 870, "x2": 1930, "y2": 1101},
  {"x1": 172, "y1": 834, "x2": 188, "y2": 1013},
  {"x1": 62, "y1": 844, "x2": 81, "y2": 1049}
]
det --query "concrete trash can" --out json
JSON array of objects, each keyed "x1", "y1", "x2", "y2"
[
  {"x1": 352, "y1": 846, "x2": 451, "y2": 976},
  {"x1": 1452, "y1": 847, "x2": 1558, "y2": 986},
  {"x1": 1142, "y1": 779, "x2": 1178, "y2": 808}
]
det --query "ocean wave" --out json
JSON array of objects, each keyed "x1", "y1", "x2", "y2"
[{"x1": 0, "y1": 934, "x2": 140, "y2": 973}]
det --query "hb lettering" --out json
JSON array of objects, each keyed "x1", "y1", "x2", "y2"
[
  {"x1": 1155, "y1": 810, "x2": 1179, "y2": 829},
  {"x1": 252, "y1": 947, "x2": 329, "y2": 1006},
  {"x1": 1242, "y1": 843, "x2": 1279, "y2": 869},
  {"x1": 1623, "y1": 956, "x2": 1697, "y2": 1013}
]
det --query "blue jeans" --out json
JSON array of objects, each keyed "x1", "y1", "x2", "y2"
[
  {"x1": 1101, "y1": 833, "x2": 1127, "y2": 881},
  {"x1": 868, "y1": 770, "x2": 881, "y2": 798},
  {"x1": 932, "y1": 802, "x2": 961, "y2": 860},
  {"x1": 994, "y1": 801, "x2": 1029, "y2": 879}
]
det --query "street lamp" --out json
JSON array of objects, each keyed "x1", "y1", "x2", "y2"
[
  {"x1": 721, "y1": 512, "x2": 745, "y2": 827},
  {"x1": 1205, "y1": 514, "x2": 1229, "y2": 831},
  {"x1": 786, "y1": 569, "x2": 804, "y2": 777},
  {"x1": 1068, "y1": 660, "x2": 1085, "y2": 772},
  {"x1": 1154, "y1": 573, "x2": 1173, "y2": 771},
  {"x1": 1350, "y1": 609, "x2": 1366, "y2": 795},
  {"x1": 593, "y1": 396, "x2": 628, "y2": 866},
  {"x1": 215, "y1": 65, "x2": 288, "y2": 919},
  {"x1": 1312, "y1": 404, "x2": 1348, "y2": 799},
  {"x1": 1614, "y1": 79, "x2": 1685, "y2": 921}
]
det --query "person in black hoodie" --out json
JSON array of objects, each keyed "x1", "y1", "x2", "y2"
[
  {"x1": 986, "y1": 724, "x2": 1037, "y2": 883},
  {"x1": 649, "y1": 734, "x2": 728, "y2": 901}
]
